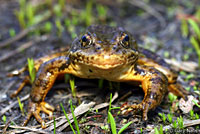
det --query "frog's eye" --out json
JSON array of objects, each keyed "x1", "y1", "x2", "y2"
[
  {"x1": 80, "y1": 35, "x2": 92, "y2": 47},
  {"x1": 81, "y1": 35, "x2": 87, "y2": 42},
  {"x1": 120, "y1": 35, "x2": 130, "y2": 48}
]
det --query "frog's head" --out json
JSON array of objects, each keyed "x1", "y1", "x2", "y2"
[{"x1": 70, "y1": 25, "x2": 139, "y2": 69}]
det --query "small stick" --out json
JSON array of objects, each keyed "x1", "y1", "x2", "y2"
[
  {"x1": 0, "y1": 28, "x2": 33, "y2": 49},
  {"x1": 129, "y1": 0, "x2": 166, "y2": 27},
  {"x1": 0, "y1": 125, "x2": 64, "y2": 134},
  {"x1": 0, "y1": 41, "x2": 34, "y2": 62},
  {"x1": 0, "y1": 35, "x2": 48, "y2": 62}
]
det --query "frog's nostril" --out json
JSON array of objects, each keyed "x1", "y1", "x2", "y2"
[{"x1": 112, "y1": 46, "x2": 117, "y2": 50}]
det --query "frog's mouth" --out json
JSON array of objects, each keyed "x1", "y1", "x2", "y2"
[{"x1": 72, "y1": 52, "x2": 138, "y2": 69}]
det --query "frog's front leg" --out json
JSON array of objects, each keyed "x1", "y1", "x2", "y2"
[
  {"x1": 8, "y1": 51, "x2": 69, "y2": 97},
  {"x1": 23, "y1": 56, "x2": 71, "y2": 128},
  {"x1": 121, "y1": 65, "x2": 168, "y2": 121}
]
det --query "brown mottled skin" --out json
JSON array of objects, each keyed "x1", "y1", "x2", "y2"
[{"x1": 10, "y1": 25, "x2": 188, "y2": 128}]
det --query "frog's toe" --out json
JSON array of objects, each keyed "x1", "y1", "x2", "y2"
[
  {"x1": 141, "y1": 102, "x2": 150, "y2": 121},
  {"x1": 120, "y1": 103, "x2": 143, "y2": 115},
  {"x1": 23, "y1": 101, "x2": 54, "y2": 129},
  {"x1": 168, "y1": 83, "x2": 190, "y2": 100},
  {"x1": 120, "y1": 102, "x2": 150, "y2": 121},
  {"x1": 40, "y1": 102, "x2": 55, "y2": 120}
]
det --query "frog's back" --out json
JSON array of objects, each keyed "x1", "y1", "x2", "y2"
[{"x1": 138, "y1": 47, "x2": 178, "y2": 83}]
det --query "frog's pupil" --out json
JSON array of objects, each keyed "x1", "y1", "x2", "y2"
[
  {"x1": 82, "y1": 36, "x2": 87, "y2": 42},
  {"x1": 124, "y1": 35, "x2": 129, "y2": 41}
]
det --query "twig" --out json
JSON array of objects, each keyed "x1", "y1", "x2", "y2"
[
  {"x1": 184, "y1": 119, "x2": 200, "y2": 127},
  {"x1": 0, "y1": 9, "x2": 51, "y2": 49},
  {"x1": 0, "y1": 125, "x2": 64, "y2": 134},
  {"x1": 0, "y1": 81, "x2": 16, "y2": 103},
  {"x1": 129, "y1": 0, "x2": 166, "y2": 27},
  {"x1": 0, "y1": 94, "x2": 29, "y2": 116},
  {"x1": 0, "y1": 41, "x2": 33, "y2": 62},
  {"x1": 80, "y1": 122, "x2": 104, "y2": 127},
  {"x1": 0, "y1": 35, "x2": 48, "y2": 62},
  {"x1": 0, "y1": 27, "x2": 33, "y2": 49},
  {"x1": 165, "y1": 59, "x2": 198, "y2": 72},
  {"x1": 2, "y1": 117, "x2": 14, "y2": 134}
]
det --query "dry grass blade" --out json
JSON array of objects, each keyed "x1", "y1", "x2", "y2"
[
  {"x1": 0, "y1": 125, "x2": 64, "y2": 134},
  {"x1": 165, "y1": 59, "x2": 198, "y2": 72},
  {"x1": 0, "y1": 35, "x2": 48, "y2": 62},
  {"x1": 0, "y1": 41, "x2": 34, "y2": 62},
  {"x1": 2, "y1": 117, "x2": 12, "y2": 134},
  {"x1": 129, "y1": 0, "x2": 166, "y2": 27},
  {"x1": 0, "y1": 94, "x2": 29, "y2": 116},
  {"x1": 0, "y1": 28, "x2": 32, "y2": 49},
  {"x1": 0, "y1": 81, "x2": 16, "y2": 103},
  {"x1": 46, "y1": 101, "x2": 95, "y2": 131},
  {"x1": 80, "y1": 122, "x2": 104, "y2": 127}
]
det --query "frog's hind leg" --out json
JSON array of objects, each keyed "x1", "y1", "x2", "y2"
[{"x1": 168, "y1": 83, "x2": 190, "y2": 100}]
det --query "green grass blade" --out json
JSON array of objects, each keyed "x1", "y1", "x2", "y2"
[
  {"x1": 110, "y1": 107, "x2": 120, "y2": 110},
  {"x1": 70, "y1": 100, "x2": 80, "y2": 134},
  {"x1": 108, "y1": 111, "x2": 117, "y2": 134},
  {"x1": 60, "y1": 103, "x2": 76, "y2": 134},
  {"x1": 98, "y1": 79, "x2": 104, "y2": 89},
  {"x1": 109, "y1": 93, "x2": 112, "y2": 112},
  {"x1": 181, "y1": 19, "x2": 189, "y2": 37},
  {"x1": 27, "y1": 58, "x2": 36, "y2": 84},
  {"x1": 3, "y1": 115, "x2": 7, "y2": 124},
  {"x1": 69, "y1": 77, "x2": 76, "y2": 97},
  {"x1": 118, "y1": 121, "x2": 133, "y2": 134},
  {"x1": 188, "y1": 19, "x2": 200, "y2": 39},
  {"x1": 192, "y1": 100, "x2": 200, "y2": 108},
  {"x1": 53, "y1": 117, "x2": 56, "y2": 134},
  {"x1": 190, "y1": 36, "x2": 200, "y2": 66},
  {"x1": 154, "y1": 127, "x2": 159, "y2": 134},
  {"x1": 17, "y1": 97, "x2": 24, "y2": 116}
]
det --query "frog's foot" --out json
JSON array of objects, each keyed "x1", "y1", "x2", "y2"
[
  {"x1": 168, "y1": 83, "x2": 190, "y2": 100},
  {"x1": 121, "y1": 102, "x2": 150, "y2": 120},
  {"x1": 23, "y1": 101, "x2": 55, "y2": 128},
  {"x1": 121, "y1": 102, "x2": 143, "y2": 113}
]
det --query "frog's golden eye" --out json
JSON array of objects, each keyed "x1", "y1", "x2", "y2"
[
  {"x1": 81, "y1": 35, "x2": 92, "y2": 48},
  {"x1": 120, "y1": 35, "x2": 130, "y2": 48}
]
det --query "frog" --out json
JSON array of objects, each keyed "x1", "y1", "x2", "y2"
[{"x1": 10, "y1": 25, "x2": 189, "y2": 128}]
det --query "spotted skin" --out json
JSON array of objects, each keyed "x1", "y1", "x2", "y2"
[{"x1": 10, "y1": 25, "x2": 189, "y2": 128}]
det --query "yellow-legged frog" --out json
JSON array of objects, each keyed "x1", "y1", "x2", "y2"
[{"x1": 10, "y1": 25, "x2": 189, "y2": 128}]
